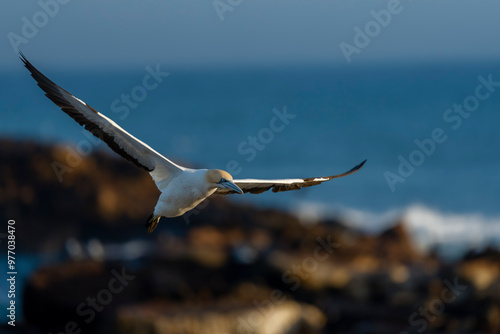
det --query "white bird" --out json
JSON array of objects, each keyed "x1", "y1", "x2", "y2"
[{"x1": 21, "y1": 54, "x2": 366, "y2": 233}]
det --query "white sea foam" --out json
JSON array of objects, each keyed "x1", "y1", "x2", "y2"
[
  {"x1": 291, "y1": 201, "x2": 500, "y2": 260},
  {"x1": 402, "y1": 205, "x2": 500, "y2": 259}
]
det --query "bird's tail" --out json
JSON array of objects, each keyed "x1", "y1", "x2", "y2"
[{"x1": 145, "y1": 214, "x2": 162, "y2": 234}]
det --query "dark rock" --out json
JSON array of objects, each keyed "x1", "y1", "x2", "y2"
[{"x1": 2, "y1": 139, "x2": 499, "y2": 333}]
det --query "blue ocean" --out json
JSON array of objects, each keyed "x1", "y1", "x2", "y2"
[{"x1": 2, "y1": 61, "x2": 500, "y2": 254}]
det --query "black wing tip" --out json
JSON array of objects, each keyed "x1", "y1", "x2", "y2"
[
  {"x1": 19, "y1": 51, "x2": 31, "y2": 68},
  {"x1": 345, "y1": 159, "x2": 366, "y2": 174},
  {"x1": 19, "y1": 52, "x2": 53, "y2": 86},
  {"x1": 20, "y1": 55, "x2": 154, "y2": 173},
  {"x1": 354, "y1": 159, "x2": 367, "y2": 171},
  {"x1": 320, "y1": 158, "x2": 367, "y2": 181}
]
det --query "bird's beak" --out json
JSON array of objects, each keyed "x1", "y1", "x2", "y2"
[{"x1": 218, "y1": 180, "x2": 243, "y2": 194}]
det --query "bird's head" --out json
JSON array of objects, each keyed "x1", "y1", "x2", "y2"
[{"x1": 205, "y1": 169, "x2": 243, "y2": 194}]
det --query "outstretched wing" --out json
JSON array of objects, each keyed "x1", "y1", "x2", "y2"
[
  {"x1": 21, "y1": 53, "x2": 185, "y2": 182},
  {"x1": 215, "y1": 160, "x2": 366, "y2": 195}
]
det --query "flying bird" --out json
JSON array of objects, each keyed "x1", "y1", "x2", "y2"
[{"x1": 21, "y1": 54, "x2": 366, "y2": 233}]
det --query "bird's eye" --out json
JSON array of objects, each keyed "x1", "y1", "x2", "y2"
[{"x1": 220, "y1": 178, "x2": 226, "y2": 182}]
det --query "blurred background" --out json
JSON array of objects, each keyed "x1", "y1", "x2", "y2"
[{"x1": 1, "y1": 1, "x2": 500, "y2": 333}]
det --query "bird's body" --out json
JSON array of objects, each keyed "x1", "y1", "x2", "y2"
[
  {"x1": 21, "y1": 53, "x2": 366, "y2": 233},
  {"x1": 155, "y1": 169, "x2": 216, "y2": 217}
]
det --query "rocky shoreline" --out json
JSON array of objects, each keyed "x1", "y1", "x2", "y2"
[{"x1": 1, "y1": 139, "x2": 499, "y2": 333}]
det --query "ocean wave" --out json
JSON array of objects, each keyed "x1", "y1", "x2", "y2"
[{"x1": 291, "y1": 201, "x2": 500, "y2": 260}]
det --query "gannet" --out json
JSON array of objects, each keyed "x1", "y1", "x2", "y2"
[{"x1": 21, "y1": 54, "x2": 366, "y2": 233}]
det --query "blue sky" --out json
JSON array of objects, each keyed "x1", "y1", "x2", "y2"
[{"x1": 1, "y1": 0, "x2": 500, "y2": 69}]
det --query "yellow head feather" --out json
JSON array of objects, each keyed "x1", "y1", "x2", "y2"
[{"x1": 205, "y1": 169, "x2": 233, "y2": 184}]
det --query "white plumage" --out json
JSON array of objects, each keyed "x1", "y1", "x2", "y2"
[{"x1": 21, "y1": 54, "x2": 366, "y2": 233}]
